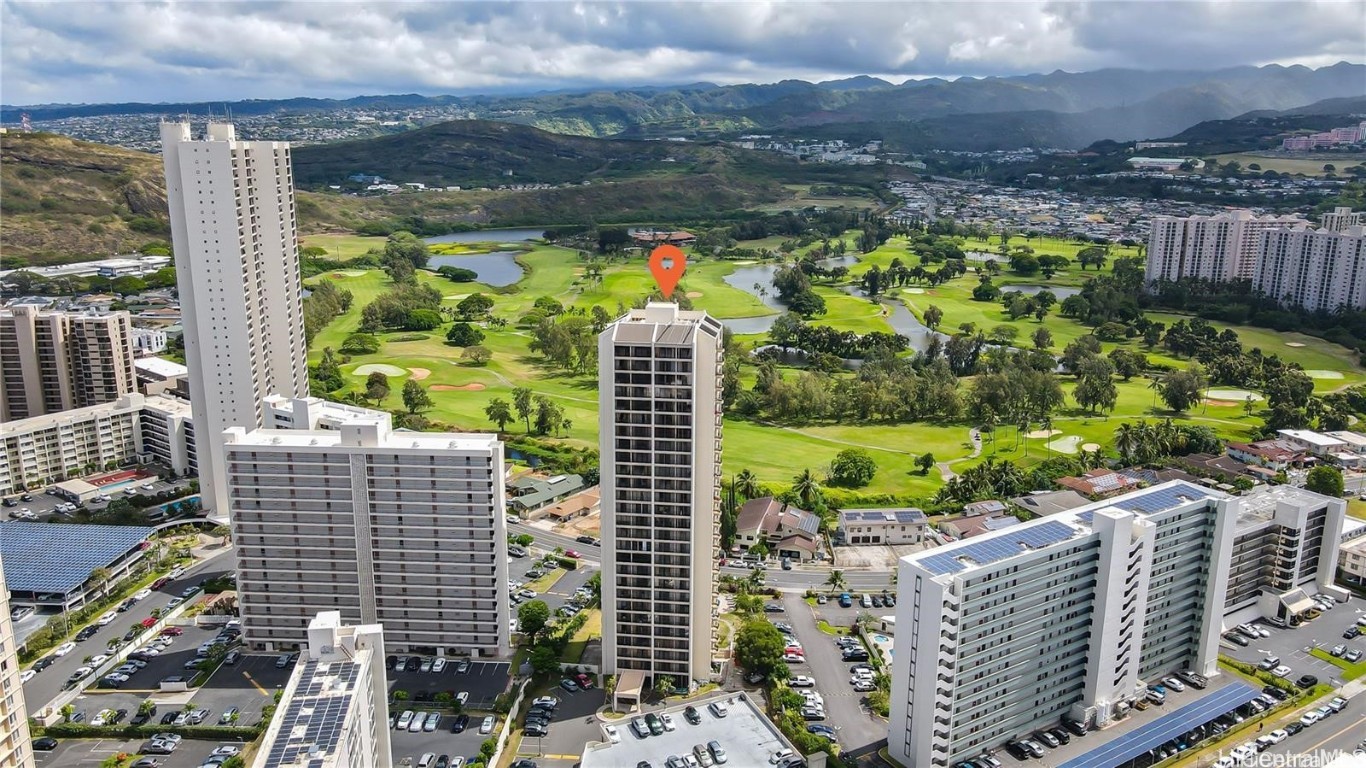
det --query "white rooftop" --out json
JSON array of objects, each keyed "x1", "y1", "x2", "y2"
[
  {"x1": 580, "y1": 694, "x2": 794, "y2": 768},
  {"x1": 1278, "y1": 429, "x2": 1346, "y2": 448},
  {"x1": 134, "y1": 357, "x2": 189, "y2": 379}
]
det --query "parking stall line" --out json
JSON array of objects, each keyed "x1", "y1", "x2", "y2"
[{"x1": 241, "y1": 671, "x2": 269, "y2": 695}]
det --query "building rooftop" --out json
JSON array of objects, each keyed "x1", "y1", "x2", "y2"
[
  {"x1": 919, "y1": 519, "x2": 1080, "y2": 576},
  {"x1": 258, "y1": 658, "x2": 362, "y2": 768},
  {"x1": 606, "y1": 302, "x2": 723, "y2": 342},
  {"x1": 223, "y1": 422, "x2": 498, "y2": 453},
  {"x1": 1278, "y1": 429, "x2": 1345, "y2": 448},
  {"x1": 1010, "y1": 490, "x2": 1092, "y2": 517},
  {"x1": 0, "y1": 522, "x2": 154, "y2": 595},
  {"x1": 134, "y1": 357, "x2": 189, "y2": 380},
  {"x1": 0, "y1": 392, "x2": 148, "y2": 436},
  {"x1": 840, "y1": 507, "x2": 929, "y2": 526},
  {"x1": 580, "y1": 694, "x2": 794, "y2": 768},
  {"x1": 1231, "y1": 484, "x2": 1339, "y2": 533},
  {"x1": 142, "y1": 394, "x2": 193, "y2": 416},
  {"x1": 739, "y1": 497, "x2": 822, "y2": 538}
]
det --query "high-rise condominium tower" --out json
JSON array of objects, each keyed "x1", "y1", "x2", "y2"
[
  {"x1": 160, "y1": 122, "x2": 309, "y2": 516},
  {"x1": 599, "y1": 303, "x2": 724, "y2": 687},
  {"x1": 1144, "y1": 210, "x2": 1305, "y2": 284},
  {"x1": 0, "y1": 555, "x2": 35, "y2": 768},
  {"x1": 224, "y1": 402, "x2": 509, "y2": 656},
  {"x1": 0, "y1": 307, "x2": 136, "y2": 422}
]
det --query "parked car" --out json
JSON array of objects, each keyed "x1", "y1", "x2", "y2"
[
  {"x1": 479, "y1": 715, "x2": 495, "y2": 734},
  {"x1": 684, "y1": 705, "x2": 701, "y2": 724}
]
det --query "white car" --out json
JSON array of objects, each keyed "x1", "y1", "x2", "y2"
[
  {"x1": 1301, "y1": 711, "x2": 1321, "y2": 726},
  {"x1": 89, "y1": 653, "x2": 111, "y2": 666},
  {"x1": 660, "y1": 712, "x2": 676, "y2": 731},
  {"x1": 396, "y1": 710, "x2": 414, "y2": 730},
  {"x1": 20, "y1": 670, "x2": 35, "y2": 683},
  {"x1": 1163, "y1": 677, "x2": 1185, "y2": 692},
  {"x1": 604, "y1": 724, "x2": 621, "y2": 744},
  {"x1": 53, "y1": 642, "x2": 76, "y2": 657},
  {"x1": 133, "y1": 588, "x2": 153, "y2": 601},
  {"x1": 211, "y1": 746, "x2": 242, "y2": 757},
  {"x1": 431, "y1": 658, "x2": 447, "y2": 673},
  {"x1": 788, "y1": 676, "x2": 816, "y2": 687},
  {"x1": 90, "y1": 709, "x2": 114, "y2": 726},
  {"x1": 1272, "y1": 665, "x2": 1292, "y2": 678},
  {"x1": 142, "y1": 483, "x2": 155, "y2": 491},
  {"x1": 480, "y1": 715, "x2": 495, "y2": 734},
  {"x1": 96, "y1": 611, "x2": 117, "y2": 626}
]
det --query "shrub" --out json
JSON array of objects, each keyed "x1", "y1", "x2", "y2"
[{"x1": 555, "y1": 556, "x2": 580, "y2": 571}]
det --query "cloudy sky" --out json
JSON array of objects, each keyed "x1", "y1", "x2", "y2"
[{"x1": 3, "y1": 1, "x2": 1363, "y2": 105}]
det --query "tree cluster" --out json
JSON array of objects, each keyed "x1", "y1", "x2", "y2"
[
  {"x1": 359, "y1": 283, "x2": 443, "y2": 332},
  {"x1": 301, "y1": 279, "x2": 353, "y2": 345},
  {"x1": 768, "y1": 312, "x2": 907, "y2": 359},
  {"x1": 736, "y1": 356, "x2": 962, "y2": 425},
  {"x1": 1112, "y1": 419, "x2": 1224, "y2": 464}
]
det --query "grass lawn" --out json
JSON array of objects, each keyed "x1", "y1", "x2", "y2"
[
  {"x1": 561, "y1": 608, "x2": 601, "y2": 664},
  {"x1": 957, "y1": 234, "x2": 1144, "y2": 263},
  {"x1": 1309, "y1": 648, "x2": 1366, "y2": 681},
  {"x1": 1348, "y1": 499, "x2": 1366, "y2": 521},
  {"x1": 1212, "y1": 153, "x2": 1347, "y2": 178},
  {"x1": 817, "y1": 619, "x2": 851, "y2": 636},
  {"x1": 523, "y1": 568, "x2": 565, "y2": 595},
  {"x1": 301, "y1": 232, "x2": 386, "y2": 261}
]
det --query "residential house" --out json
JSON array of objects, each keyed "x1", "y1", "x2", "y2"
[
  {"x1": 1056, "y1": 469, "x2": 1143, "y2": 498},
  {"x1": 507, "y1": 473, "x2": 586, "y2": 516},
  {"x1": 837, "y1": 508, "x2": 929, "y2": 546},
  {"x1": 1226, "y1": 439, "x2": 1304, "y2": 471},
  {"x1": 938, "y1": 513, "x2": 1021, "y2": 541},
  {"x1": 1010, "y1": 490, "x2": 1092, "y2": 518},
  {"x1": 735, "y1": 497, "x2": 823, "y2": 561}
]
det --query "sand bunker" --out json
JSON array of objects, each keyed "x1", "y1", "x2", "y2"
[
  {"x1": 445, "y1": 294, "x2": 471, "y2": 301},
  {"x1": 351, "y1": 363, "x2": 408, "y2": 377},
  {"x1": 903, "y1": 287, "x2": 925, "y2": 294},
  {"x1": 1047, "y1": 435, "x2": 1084, "y2": 454},
  {"x1": 1081, "y1": 442, "x2": 1101, "y2": 452},
  {"x1": 1306, "y1": 370, "x2": 1345, "y2": 379},
  {"x1": 431, "y1": 383, "x2": 487, "y2": 392},
  {"x1": 328, "y1": 270, "x2": 367, "y2": 277},
  {"x1": 732, "y1": 260, "x2": 757, "y2": 265},
  {"x1": 1206, "y1": 389, "x2": 1263, "y2": 402},
  {"x1": 1205, "y1": 400, "x2": 1239, "y2": 408},
  {"x1": 686, "y1": 291, "x2": 703, "y2": 298},
  {"x1": 1026, "y1": 429, "x2": 1062, "y2": 439},
  {"x1": 1285, "y1": 342, "x2": 1306, "y2": 348},
  {"x1": 409, "y1": 368, "x2": 431, "y2": 381}
]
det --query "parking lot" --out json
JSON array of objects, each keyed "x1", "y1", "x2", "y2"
[
  {"x1": 1219, "y1": 596, "x2": 1366, "y2": 689},
  {"x1": 387, "y1": 660, "x2": 511, "y2": 711},
  {"x1": 777, "y1": 591, "x2": 889, "y2": 754},
  {"x1": 34, "y1": 736, "x2": 246, "y2": 768},
  {"x1": 506, "y1": 681, "x2": 608, "y2": 768},
  {"x1": 510, "y1": 557, "x2": 598, "y2": 617},
  {"x1": 4, "y1": 474, "x2": 193, "y2": 524}
]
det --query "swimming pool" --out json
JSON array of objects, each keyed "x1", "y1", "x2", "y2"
[{"x1": 872, "y1": 633, "x2": 891, "y2": 643}]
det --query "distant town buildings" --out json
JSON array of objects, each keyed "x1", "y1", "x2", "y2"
[
  {"x1": 1280, "y1": 120, "x2": 1366, "y2": 151},
  {"x1": 1126, "y1": 157, "x2": 1202, "y2": 171},
  {"x1": 161, "y1": 121, "x2": 310, "y2": 517},
  {"x1": 0, "y1": 554, "x2": 34, "y2": 768},
  {"x1": 600, "y1": 303, "x2": 724, "y2": 688},
  {"x1": 253, "y1": 611, "x2": 392, "y2": 768},
  {"x1": 225, "y1": 401, "x2": 509, "y2": 656},
  {"x1": 0, "y1": 306, "x2": 137, "y2": 422}
]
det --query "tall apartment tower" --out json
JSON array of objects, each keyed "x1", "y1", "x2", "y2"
[
  {"x1": 0, "y1": 555, "x2": 35, "y2": 768},
  {"x1": 1254, "y1": 224, "x2": 1366, "y2": 312},
  {"x1": 1144, "y1": 211, "x2": 1305, "y2": 284},
  {"x1": 0, "y1": 307, "x2": 136, "y2": 422},
  {"x1": 1320, "y1": 206, "x2": 1364, "y2": 232},
  {"x1": 599, "y1": 303, "x2": 724, "y2": 687},
  {"x1": 223, "y1": 403, "x2": 509, "y2": 656},
  {"x1": 253, "y1": 611, "x2": 392, "y2": 768},
  {"x1": 889, "y1": 482, "x2": 1236, "y2": 768},
  {"x1": 160, "y1": 122, "x2": 309, "y2": 516}
]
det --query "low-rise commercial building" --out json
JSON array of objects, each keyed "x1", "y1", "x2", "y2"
[
  {"x1": 838, "y1": 507, "x2": 928, "y2": 545},
  {"x1": 226, "y1": 407, "x2": 509, "y2": 656},
  {"x1": 252, "y1": 611, "x2": 391, "y2": 768}
]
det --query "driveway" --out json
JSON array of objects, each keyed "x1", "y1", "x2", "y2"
[{"x1": 780, "y1": 592, "x2": 887, "y2": 754}]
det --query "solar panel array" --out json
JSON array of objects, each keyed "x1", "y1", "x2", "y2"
[
  {"x1": 842, "y1": 508, "x2": 927, "y2": 524},
  {"x1": 0, "y1": 521, "x2": 155, "y2": 594},
  {"x1": 1108, "y1": 482, "x2": 1217, "y2": 516},
  {"x1": 261, "y1": 660, "x2": 361, "y2": 768},
  {"x1": 917, "y1": 520, "x2": 1077, "y2": 576},
  {"x1": 1057, "y1": 682, "x2": 1258, "y2": 768}
]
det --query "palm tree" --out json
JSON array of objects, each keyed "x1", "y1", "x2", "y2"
[
  {"x1": 792, "y1": 469, "x2": 822, "y2": 509},
  {"x1": 735, "y1": 469, "x2": 760, "y2": 500},
  {"x1": 824, "y1": 569, "x2": 847, "y2": 595},
  {"x1": 1114, "y1": 423, "x2": 1138, "y2": 463},
  {"x1": 211, "y1": 525, "x2": 231, "y2": 546},
  {"x1": 86, "y1": 567, "x2": 112, "y2": 600}
]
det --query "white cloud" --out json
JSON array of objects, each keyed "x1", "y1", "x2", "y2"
[{"x1": 1, "y1": 0, "x2": 1361, "y2": 103}]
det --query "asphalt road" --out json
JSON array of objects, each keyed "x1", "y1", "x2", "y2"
[
  {"x1": 21, "y1": 550, "x2": 237, "y2": 716},
  {"x1": 1259, "y1": 692, "x2": 1366, "y2": 762}
]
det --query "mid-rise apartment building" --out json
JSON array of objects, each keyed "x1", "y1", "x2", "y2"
[
  {"x1": 1253, "y1": 224, "x2": 1366, "y2": 312},
  {"x1": 0, "y1": 393, "x2": 195, "y2": 497},
  {"x1": 889, "y1": 482, "x2": 1238, "y2": 768},
  {"x1": 1320, "y1": 206, "x2": 1365, "y2": 232},
  {"x1": 599, "y1": 303, "x2": 724, "y2": 687},
  {"x1": 253, "y1": 611, "x2": 391, "y2": 768},
  {"x1": 0, "y1": 555, "x2": 35, "y2": 768},
  {"x1": 1144, "y1": 211, "x2": 1305, "y2": 284},
  {"x1": 0, "y1": 306, "x2": 137, "y2": 422},
  {"x1": 225, "y1": 406, "x2": 509, "y2": 656},
  {"x1": 1224, "y1": 485, "x2": 1346, "y2": 623},
  {"x1": 161, "y1": 122, "x2": 309, "y2": 516}
]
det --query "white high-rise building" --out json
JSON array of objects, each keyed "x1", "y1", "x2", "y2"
[
  {"x1": 1320, "y1": 206, "x2": 1364, "y2": 232},
  {"x1": 1253, "y1": 225, "x2": 1366, "y2": 312},
  {"x1": 224, "y1": 401, "x2": 509, "y2": 656},
  {"x1": 599, "y1": 303, "x2": 723, "y2": 687},
  {"x1": 253, "y1": 611, "x2": 391, "y2": 768},
  {"x1": 1144, "y1": 210, "x2": 1305, "y2": 284},
  {"x1": 0, "y1": 555, "x2": 35, "y2": 768},
  {"x1": 889, "y1": 482, "x2": 1243, "y2": 768},
  {"x1": 161, "y1": 122, "x2": 309, "y2": 517}
]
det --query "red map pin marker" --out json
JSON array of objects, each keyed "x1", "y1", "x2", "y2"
[{"x1": 648, "y1": 244, "x2": 687, "y2": 297}]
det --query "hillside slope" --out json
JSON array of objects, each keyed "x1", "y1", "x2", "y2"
[{"x1": 1, "y1": 132, "x2": 168, "y2": 264}]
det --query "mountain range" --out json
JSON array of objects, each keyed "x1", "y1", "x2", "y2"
[{"x1": 5, "y1": 63, "x2": 1363, "y2": 151}]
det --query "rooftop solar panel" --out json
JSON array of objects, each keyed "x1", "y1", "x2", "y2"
[
  {"x1": 261, "y1": 659, "x2": 362, "y2": 768},
  {"x1": 917, "y1": 519, "x2": 1077, "y2": 576},
  {"x1": 1108, "y1": 482, "x2": 1216, "y2": 516},
  {"x1": 1057, "y1": 683, "x2": 1258, "y2": 768},
  {"x1": 0, "y1": 522, "x2": 155, "y2": 595}
]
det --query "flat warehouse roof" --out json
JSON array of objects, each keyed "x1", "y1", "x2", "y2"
[
  {"x1": 1057, "y1": 682, "x2": 1259, "y2": 768},
  {"x1": 0, "y1": 522, "x2": 154, "y2": 595}
]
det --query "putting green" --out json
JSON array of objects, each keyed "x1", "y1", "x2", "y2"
[
  {"x1": 1305, "y1": 370, "x2": 1346, "y2": 380},
  {"x1": 351, "y1": 363, "x2": 409, "y2": 377},
  {"x1": 1206, "y1": 389, "x2": 1263, "y2": 402},
  {"x1": 1047, "y1": 435, "x2": 1083, "y2": 454}
]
